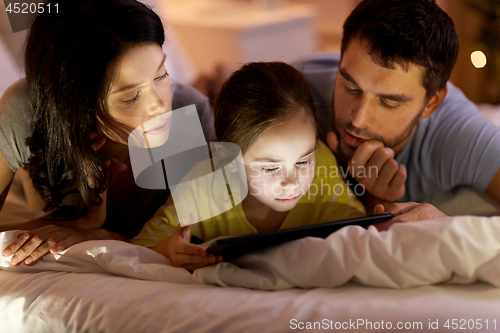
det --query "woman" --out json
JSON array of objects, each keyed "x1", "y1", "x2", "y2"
[{"x1": 0, "y1": 0, "x2": 213, "y2": 265}]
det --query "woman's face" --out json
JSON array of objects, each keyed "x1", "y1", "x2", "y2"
[
  {"x1": 106, "y1": 43, "x2": 172, "y2": 146},
  {"x1": 243, "y1": 110, "x2": 317, "y2": 213}
]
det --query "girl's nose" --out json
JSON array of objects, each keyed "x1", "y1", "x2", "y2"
[{"x1": 280, "y1": 168, "x2": 299, "y2": 190}]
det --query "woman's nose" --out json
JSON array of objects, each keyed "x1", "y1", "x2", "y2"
[{"x1": 148, "y1": 86, "x2": 170, "y2": 116}]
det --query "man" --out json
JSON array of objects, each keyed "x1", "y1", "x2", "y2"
[{"x1": 298, "y1": 0, "x2": 500, "y2": 214}]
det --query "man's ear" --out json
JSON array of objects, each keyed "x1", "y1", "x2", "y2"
[{"x1": 421, "y1": 85, "x2": 448, "y2": 118}]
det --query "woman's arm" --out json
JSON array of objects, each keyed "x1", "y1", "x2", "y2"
[
  {"x1": 0, "y1": 156, "x2": 128, "y2": 266},
  {"x1": 2, "y1": 222, "x2": 128, "y2": 265},
  {"x1": 0, "y1": 152, "x2": 15, "y2": 211},
  {"x1": 1, "y1": 186, "x2": 126, "y2": 266}
]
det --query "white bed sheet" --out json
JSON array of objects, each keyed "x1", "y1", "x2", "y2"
[
  {"x1": 1, "y1": 214, "x2": 500, "y2": 332},
  {"x1": 1, "y1": 270, "x2": 499, "y2": 332},
  {"x1": 2, "y1": 214, "x2": 500, "y2": 290}
]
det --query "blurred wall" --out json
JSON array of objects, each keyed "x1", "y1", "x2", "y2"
[
  {"x1": 0, "y1": 1, "x2": 24, "y2": 96},
  {"x1": 292, "y1": 0, "x2": 492, "y2": 104},
  {"x1": 0, "y1": 0, "x2": 493, "y2": 104}
]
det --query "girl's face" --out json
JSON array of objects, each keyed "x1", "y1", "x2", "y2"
[
  {"x1": 243, "y1": 110, "x2": 317, "y2": 212},
  {"x1": 106, "y1": 43, "x2": 172, "y2": 146}
]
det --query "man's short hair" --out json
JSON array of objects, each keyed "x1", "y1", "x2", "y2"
[{"x1": 341, "y1": 0, "x2": 459, "y2": 100}]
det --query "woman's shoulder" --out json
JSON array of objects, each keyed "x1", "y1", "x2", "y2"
[
  {"x1": 0, "y1": 79, "x2": 33, "y2": 171},
  {"x1": 0, "y1": 78, "x2": 31, "y2": 119}
]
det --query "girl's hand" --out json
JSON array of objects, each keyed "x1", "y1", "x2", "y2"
[
  {"x1": 151, "y1": 213, "x2": 223, "y2": 271},
  {"x1": 3, "y1": 225, "x2": 91, "y2": 265}
]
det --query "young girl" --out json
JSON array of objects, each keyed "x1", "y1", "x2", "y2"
[{"x1": 132, "y1": 62, "x2": 365, "y2": 270}]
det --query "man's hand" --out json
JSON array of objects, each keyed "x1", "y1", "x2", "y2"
[
  {"x1": 327, "y1": 131, "x2": 406, "y2": 205},
  {"x1": 372, "y1": 202, "x2": 448, "y2": 231}
]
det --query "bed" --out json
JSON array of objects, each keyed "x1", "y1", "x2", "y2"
[{"x1": 2, "y1": 163, "x2": 500, "y2": 332}]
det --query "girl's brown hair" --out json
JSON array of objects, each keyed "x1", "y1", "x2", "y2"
[{"x1": 214, "y1": 62, "x2": 317, "y2": 154}]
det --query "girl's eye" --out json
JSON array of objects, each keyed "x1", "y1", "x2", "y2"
[
  {"x1": 263, "y1": 167, "x2": 279, "y2": 174},
  {"x1": 123, "y1": 92, "x2": 140, "y2": 105},
  {"x1": 296, "y1": 159, "x2": 311, "y2": 166},
  {"x1": 155, "y1": 71, "x2": 169, "y2": 81}
]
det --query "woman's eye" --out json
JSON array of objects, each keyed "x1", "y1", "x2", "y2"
[
  {"x1": 263, "y1": 167, "x2": 279, "y2": 174},
  {"x1": 123, "y1": 92, "x2": 140, "y2": 105},
  {"x1": 154, "y1": 71, "x2": 169, "y2": 81}
]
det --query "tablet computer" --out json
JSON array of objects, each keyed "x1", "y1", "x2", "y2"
[{"x1": 205, "y1": 213, "x2": 393, "y2": 260}]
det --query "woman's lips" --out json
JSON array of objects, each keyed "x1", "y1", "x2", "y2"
[
  {"x1": 144, "y1": 116, "x2": 171, "y2": 135},
  {"x1": 344, "y1": 130, "x2": 368, "y2": 147},
  {"x1": 275, "y1": 194, "x2": 301, "y2": 203}
]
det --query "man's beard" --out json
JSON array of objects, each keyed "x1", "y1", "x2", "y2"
[{"x1": 332, "y1": 103, "x2": 423, "y2": 163}]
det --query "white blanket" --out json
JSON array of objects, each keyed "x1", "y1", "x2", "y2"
[{"x1": 1, "y1": 215, "x2": 500, "y2": 290}]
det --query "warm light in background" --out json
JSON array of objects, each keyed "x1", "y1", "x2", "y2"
[{"x1": 471, "y1": 51, "x2": 487, "y2": 68}]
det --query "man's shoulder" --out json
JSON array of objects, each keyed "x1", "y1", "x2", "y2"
[{"x1": 431, "y1": 82, "x2": 479, "y2": 120}]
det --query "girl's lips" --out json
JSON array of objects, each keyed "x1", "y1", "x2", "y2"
[
  {"x1": 344, "y1": 130, "x2": 368, "y2": 147},
  {"x1": 144, "y1": 116, "x2": 171, "y2": 135},
  {"x1": 275, "y1": 194, "x2": 301, "y2": 202}
]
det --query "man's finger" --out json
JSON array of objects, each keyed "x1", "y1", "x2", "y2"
[
  {"x1": 365, "y1": 147, "x2": 395, "y2": 172},
  {"x1": 386, "y1": 202, "x2": 419, "y2": 216},
  {"x1": 350, "y1": 140, "x2": 385, "y2": 171},
  {"x1": 387, "y1": 164, "x2": 407, "y2": 200},
  {"x1": 326, "y1": 131, "x2": 339, "y2": 154},
  {"x1": 375, "y1": 158, "x2": 400, "y2": 188},
  {"x1": 373, "y1": 204, "x2": 386, "y2": 215}
]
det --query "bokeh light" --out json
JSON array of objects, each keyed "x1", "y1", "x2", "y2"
[{"x1": 471, "y1": 51, "x2": 487, "y2": 68}]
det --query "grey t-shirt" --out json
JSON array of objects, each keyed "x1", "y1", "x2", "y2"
[{"x1": 296, "y1": 53, "x2": 500, "y2": 202}]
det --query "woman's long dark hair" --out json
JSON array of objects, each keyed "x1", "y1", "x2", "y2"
[{"x1": 24, "y1": 0, "x2": 165, "y2": 219}]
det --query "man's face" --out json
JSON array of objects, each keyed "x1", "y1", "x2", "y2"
[{"x1": 333, "y1": 37, "x2": 429, "y2": 162}]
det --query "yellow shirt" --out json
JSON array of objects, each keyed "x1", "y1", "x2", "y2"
[{"x1": 132, "y1": 140, "x2": 365, "y2": 247}]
